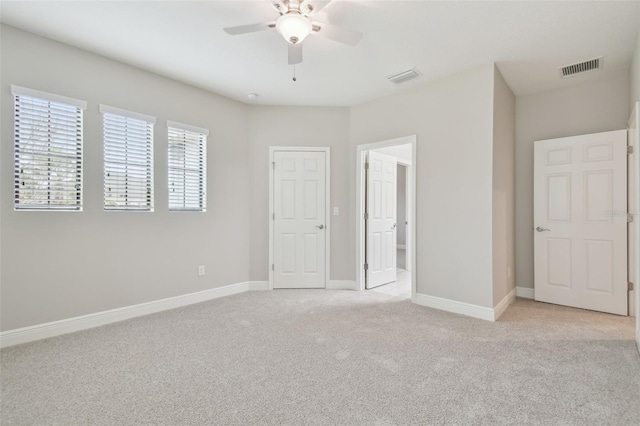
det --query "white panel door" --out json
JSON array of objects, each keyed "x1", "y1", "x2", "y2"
[
  {"x1": 273, "y1": 151, "x2": 326, "y2": 289},
  {"x1": 366, "y1": 151, "x2": 397, "y2": 289},
  {"x1": 534, "y1": 130, "x2": 627, "y2": 315}
]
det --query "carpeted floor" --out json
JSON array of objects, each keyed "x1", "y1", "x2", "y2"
[{"x1": 1, "y1": 290, "x2": 639, "y2": 425}]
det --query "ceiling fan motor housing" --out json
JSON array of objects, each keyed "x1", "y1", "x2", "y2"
[{"x1": 276, "y1": 11, "x2": 312, "y2": 44}]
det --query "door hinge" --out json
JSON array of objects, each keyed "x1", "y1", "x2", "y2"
[
  {"x1": 629, "y1": 213, "x2": 635, "y2": 223},
  {"x1": 628, "y1": 146, "x2": 634, "y2": 155},
  {"x1": 364, "y1": 263, "x2": 368, "y2": 271},
  {"x1": 365, "y1": 162, "x2": 369, "y2": 170},
  {"x1": 272, "y1": 161, "x2": 276, "y2": 169},
  {"x1": 629, "y1": 282, "x2": 634, "y2": 291},
  {"x1": 364, "y1": 212, "x2": 369, "y2": 220},
  {"x1": 272, "y1": 264, "x2": 274, "y2": 271},
  {"x1": 272, "y1": 213, "x2": 275, "y2": 220}
]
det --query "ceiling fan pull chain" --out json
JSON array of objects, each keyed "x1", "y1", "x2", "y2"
[{"x1": 292, "y1": 65, "x2": 297, "y2": 82}]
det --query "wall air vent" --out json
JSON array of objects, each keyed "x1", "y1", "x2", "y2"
[
  {"x1": 560, "y1": 57, "x2": 602, "y2": 78},
  {"x1": 387, "y1": 68, "x2": 421, "y2": 84}
]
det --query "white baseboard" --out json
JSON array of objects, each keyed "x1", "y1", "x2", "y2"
[
  {"x1": 397, "y1": 245, "x2": 406, "y2": 250},
  {"x1": 0, "y1": 281, "x2": 265, "y2": 349},
  {"x1": 493, "y1": 288, "x2": 516, "y2": 320},
  {"x1": 327, "y1": 280, "x2": 358, "y2": 290},
  {"x1": 415, "y1": 293, "x2": 495, "y2": 321},
  {"x1": 516, "y1": 286, "x2": 535, "y2": 299}
]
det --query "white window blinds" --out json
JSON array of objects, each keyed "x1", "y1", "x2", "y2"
[
  {"x1": 12, "y1": 86, "x2": 87, "y2": 211},
  {"x1": 167, "y1": 121, "x2": 208, "y2": 211},
  {"x1": 101, "y1": 105, "x2": 155, "y2": 211}
]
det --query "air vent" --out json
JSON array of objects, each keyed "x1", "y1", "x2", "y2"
[
  {"x1": 560, "y1": 57, "x2": 602, "y2": 78},
  {"x1": 387, "y1": 68, "x2": 421, "y2": 84}
]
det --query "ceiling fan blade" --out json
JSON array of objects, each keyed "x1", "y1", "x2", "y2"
[
  {"x1": 288, "y1": 43, "x2": 303, "y2": 65},
  {"x1": 223, "y1": 22, "x2": 276, "y2": 36},
  {"x1": 303, "y1": 0, "x2": 333, "y2": 16},
  {"x1": 311, "y1": 21, "x2": 362, "y2": 46}
]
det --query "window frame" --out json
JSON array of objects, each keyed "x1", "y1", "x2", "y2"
[
  {"x1": 167, "y1": 120, "x2": 208, "y2": 212},
  {"x1": 12, "y1": 85, "x2": 87, "y2": 212},
  {"x1": 100, "y1": 104, "x2": 156, "y2": 212}
]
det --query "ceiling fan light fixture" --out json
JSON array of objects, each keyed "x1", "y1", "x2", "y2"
[{"x1": 276, "y1": 13, "x2": 311, "y2": 44}]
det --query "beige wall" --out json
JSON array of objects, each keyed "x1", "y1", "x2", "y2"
[
  {"x1": 350, "y1": 64, "x2": 496, "y2": 308},
  {"x1": 0, "y1": 27, "x2": 3, "y2": 322},
  {"x1": 515, "y1": 71, "x2": 630, "y2": 290},
  {"x1": 246, "y1": 106, "x2": 351, "y2": 281},
  {"x1": 492, "y1": 66, "x2": 516, "y2": 306},
  {"x1": 630, "y1": 10, "x2": 640, "y2": 110},
  {"x1": 0, "y1": 26, "x2": 251, "y2": 330},
  {"x1": 18, "y1": 18, "x2": 635, "y2": 328},
  {"x1": 631, "y1": 8, "x2": 640, "y2": 340}
]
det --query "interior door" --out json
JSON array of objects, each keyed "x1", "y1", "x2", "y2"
[
  {"x1": 273, "y1": 150, "x2": 326, "y2": 289},
  {"x1": 366, "y1": 151, "x2": 397, "y2": 289},
  {"x1": 534, "y1": 130, "x2": 627, "y2": 315}
]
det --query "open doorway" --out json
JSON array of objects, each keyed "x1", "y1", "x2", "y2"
[
  {"x1": 355, "y1": 136, "x2": 416, "y2": 301},
  {"x1": 395, "y1": 163, "x2": 410, "y2": 290}
]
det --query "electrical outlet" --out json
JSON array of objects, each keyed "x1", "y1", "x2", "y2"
[
  {"x1": 333, "y1": 207, "x2": 339, "y2": 216},
  {"x1": 198, "y1": 266, "x2": 205, "y2": 276}
]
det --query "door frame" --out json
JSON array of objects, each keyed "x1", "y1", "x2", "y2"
[
  {"x1": 355, "y1": 135, "x2": 417, "y2": 301},
  {"x1": 629, "y1": 102, "x2": 640, "y2": 347},
  {"x1": 268, "y1": 146, "x2": 331, "y2": 291}
]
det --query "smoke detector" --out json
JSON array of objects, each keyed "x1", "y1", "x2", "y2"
[
  {"x1": 387, "y1": 68, "x2": 421, "y2": 84},
  {"x1": 560, "y1": 57, "x2": 602, "y2": 78}
]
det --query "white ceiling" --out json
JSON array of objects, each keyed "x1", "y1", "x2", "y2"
[{"x1": 1, "y1": 1, "x2": 639, "y2": 106}]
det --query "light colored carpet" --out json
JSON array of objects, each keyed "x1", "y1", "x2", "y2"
[{"x1": 1, "y1": 290, "x2": 639, "y2": 425}]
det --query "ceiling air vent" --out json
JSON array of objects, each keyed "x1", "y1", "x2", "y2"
[
  {"x1": 560, "y1": 57, "x2": 602, "y2": 78},
  {"x1": 387, "y1": 68, "x2": 421, "y2": 84}
]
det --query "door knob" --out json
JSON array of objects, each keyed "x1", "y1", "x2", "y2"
[
  {"x1": 316, "y1": 224, "x2": 325, "y2": 230},
  {"x1": 535, "y1": 226, "x2": 550, "y2": 232},
  {"x1": 391, "y1": 223, "x2": 397, "y2": 229}
]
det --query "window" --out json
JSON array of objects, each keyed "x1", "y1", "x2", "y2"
[
  {"x1": 101, "y1": 105, "x2": 155, "y2": 211},
  {"x1": 12, "y1": 86, "x2": 86, "y2": 211},
  {"x1": 167, "y1": 121, "x2": 207, "y2": 211}
]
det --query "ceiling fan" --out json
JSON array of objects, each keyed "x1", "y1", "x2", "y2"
[{"x1": 223, "y1": 0, "x2": 362, "y2": 65}]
